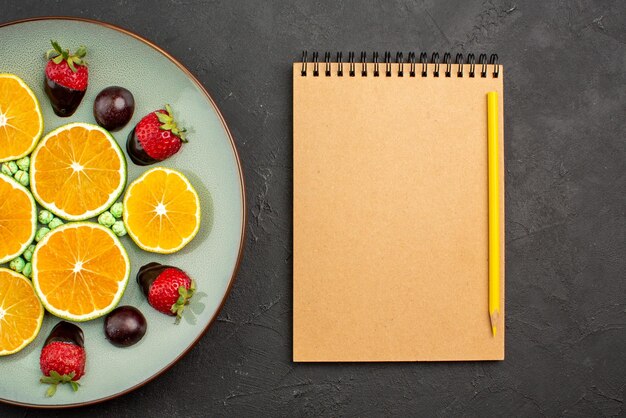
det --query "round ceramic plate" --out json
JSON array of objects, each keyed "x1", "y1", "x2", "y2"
[{"x1": 0, "y1": 18, "x2": 245, "y2": 407}]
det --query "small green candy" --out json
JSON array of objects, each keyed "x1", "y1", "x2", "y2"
[
  {"x1": 13, "y1": 170, "x2": 29, "y2": 187},
  {"x1": 112, "y1": 220, "x2": 127, "y2": 237},
  {"x1": 23, "y1": 244, "x2": 36, "y2": 262},
  {"x1": 22, "y1": 262, "x2": 32, "y2": 278},
  {"x1": 1, "y1": 163, "x2": 13, "y2": 176},
  {"x1": 48, "y1": 217, "x2": 64, "y2": 230},
  {"x1": 110, "y1": 202, "x2": 123, "y2": 219},
  {"x1": 9, "y1": 257, "x2": 25, "y2": 273},
  {"x1": 2, "y1": 161, "x2": 18, "y2": 176},
  {"x1": 98, "y1": 211, "x2": 116, "y2": 227},
  {"x1": 38, "y1": 210, "x2": 54, "y2": 225},
  {"x1": 35, "y1": 227, "x2": 51, "y2": 242},
  {"x1": 16, "y1": 156, "x2": 30, "y2": 172}
]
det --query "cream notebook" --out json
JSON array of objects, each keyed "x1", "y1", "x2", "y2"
[{"x1": 293, "y1": 52, "x2": 505, "y2": 361}]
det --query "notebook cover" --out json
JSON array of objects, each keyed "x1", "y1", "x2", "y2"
[{"x1": 293, "y1": 62, "x2": 505, "y2": 361}]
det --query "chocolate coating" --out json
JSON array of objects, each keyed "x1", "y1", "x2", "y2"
[
  {"x1": 44, "y1": 321, "x2": 84, "y2": 348},
  {"x1": 126, "y1": 128, "x2": 158, "y2": 166},
  {"x1": 137, "y1": 262, "x2": 175, "y2": 296},
  {"x1": 44, "y1": 77, "x2": 86, "y2": 117}
]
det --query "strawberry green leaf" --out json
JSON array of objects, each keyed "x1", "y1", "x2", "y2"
[
  {"x1": 46, "y1": 49, "x2": 60, "y2": 60},
  {"x1": 51, "y1": 40, "x2": 63, "y2": 54},
  {"x1": 70, "y1": 381, "x2": 80, "y2": 392},
  {"x1": 46, "y1": 40, "x2": 87, "y2": 69},
  {"x1": 156, "y1": 112, "x2": 171, "y2": 124},
  {"x1": 67, "y1": 58, "x2": 77, "y2": 73},
  {"x1": 156, "y1": 104, "x2": 188, "y2": 142},
  {"x1": 46, "y1": 384, "x2": 58, "y2": 397},
  {"x1": 75, "y1": 45, "x2": 87, "y2": 58},
  {"x1": 49, "y1": 370, "x2": 62, "y2": 380}
]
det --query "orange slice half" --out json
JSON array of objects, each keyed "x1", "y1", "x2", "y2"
[
  {"x1": 123, "y1": 167, "x2": 201, "y2": 254},
  {"x1": 32, "y1": 222, "x2": 130, "y2": 321},
  {"x1": 0, "y1": 268, "x2": 44, "y2": 356},
  {"x1": 30, "y1": 123, "x2": 126, "y2": 221},
  {"x1": 0, "y1": 173, "x2": 37, "y2": 264},
  {"x1": 0, "y1": 74, "x2": 44, "y2": 162}
]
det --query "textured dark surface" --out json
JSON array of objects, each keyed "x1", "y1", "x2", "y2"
[{"x1": 1, "y1": 0, "x2": 625, "y2": 416}]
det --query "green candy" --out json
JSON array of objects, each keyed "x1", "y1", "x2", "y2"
[
  {"x1": 16, "y1": 156, "x2": 30, "y2": 172},
  {"x1": 1, "y1": 163, "x2": 12, "y2": 176},
  {"x1": 110, "y1": 202, "x2": 123, "y2": 219},
  {"x1": 2, "y1": 161, "x2": 18, "y2": 176},
  {"x1": 35, "y1": 227, "x2": 51, "y2": 242},
  {"x1": 9, "y1": 257, "x2": 25, "y2": 273},
  {"x1": 112, "y1": 220, "x2": 127, "y2": 237},
  {"x1": 23, "y1": 244, "x2": 36, "y2": 262},
  {"x1": 98, "y1": 211, "x2": 116, "y2": 227},
  {"x1": 48, "y1": 217, "x2": 64, "y2": 230},
  {"x1": 38, "y1": 210, "x2": 54, "y2": 225},
  {"x1": 22, "y1": 262, "x2": 32, "y2": 278},
  {"x1": 13, "y1": 170, "x2": 29, "y2": 187}
]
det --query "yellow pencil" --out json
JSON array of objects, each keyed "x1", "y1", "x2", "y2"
[{"x1": 487, "y1": 92, "x2": 500, "y2": 337}]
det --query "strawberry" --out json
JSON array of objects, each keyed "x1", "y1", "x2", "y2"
[
  {"x1": 137, "y1": 263, "x2": 195, "y2": 322},
  {"x1": 44, "y1": 40, "x2": 89, "y2": 117},
  {"x1": 126, "y1": 105, "x2": 188, "y2": 166},
  {"x1": 39, "y1": 321, "x2": 86, "y2": 397}
]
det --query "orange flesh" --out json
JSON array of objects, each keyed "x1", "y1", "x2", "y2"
[
  {"x1": 125, "y1": 169, "x2": 199, "y2": 251},
  {"x1": 0, "y1": 270, "x2": 43, "y2": 353},
  {"x1": 0, "y1": 76, "x2": 42, "y2": 160},
  {"x1": 0, "y1": 177, "x2": 35, "y2": 260},
  {"x1": 32, "y1": 126, "x2": 123, "y2": 218},
  {"x1": 35, "y1": 226, "x2": 127, "y2": 316}
]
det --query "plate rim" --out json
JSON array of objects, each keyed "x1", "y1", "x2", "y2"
[{"x1": 0, "y1": 16, "x2": 247, "y2": 409}]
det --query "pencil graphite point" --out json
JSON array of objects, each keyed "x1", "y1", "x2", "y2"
[{"x1": 490, "y1": 310, "x2": 499, "y2": 337}]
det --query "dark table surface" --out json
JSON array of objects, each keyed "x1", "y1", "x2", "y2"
[{"x1": 1, "y1": 0, "x2": 625, "y2": 416}]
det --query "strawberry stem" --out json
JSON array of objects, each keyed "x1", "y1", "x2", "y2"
[
  {"x1": 46, "y1": 40, "x2": 87, "y2": 73},
  {"x1": 170, "y1": 280, "x2": 196, "y2": 323},
  {"x1": 40, "y1": 370, "x2": 80, "y2": 397},
  {"x1": 157, "y1": 104, "x2": 188, "y2": 143}
]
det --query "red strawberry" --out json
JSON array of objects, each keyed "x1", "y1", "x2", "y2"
[
  {"x1": 39, "y1": 321, "x2": 86, "y2": 397},
  {"x1": 126, "y1": 105, "x2": 188, "y2": 166},
  {"x1": 44, "y1": 40, "x2": 89, "y2": 117},
  {"x1": 137, "y1": 263, "x2": 195, "y2": 322}
]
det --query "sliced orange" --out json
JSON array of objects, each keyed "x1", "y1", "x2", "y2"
[
  {"x1": 0, "y1": 173, "x2": 37, "y2": 264},
  {"x1": 123, "y1": 167, "x2": 201, "y2": 254},
  {"x1": 32, "y1": 223, "x2": 130, "y2": 321},
  {"x1": 0, "y1": 74, "x2": 44, "y2": 162},
  {"x1": 0, "y1": 268, "x2": 44, "y2": 356},
  {"x1": 30, "y1": 123, "x2": 126, "y2": 221}
]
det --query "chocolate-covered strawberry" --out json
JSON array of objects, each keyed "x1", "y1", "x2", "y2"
[
  {"x1": 126, "y1": 105, "x2": 187, "y2": 165},
  {"x1": 137, "y1": 262, "x2": 195, "y2": 322},
  {"x1": 39, "y1": 321, "x2": 86, "y2": 397},
  {"x1": 44, "y1": 40, "x2": 88, "y2": 117}
]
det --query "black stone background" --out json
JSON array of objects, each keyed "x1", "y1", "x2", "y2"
[{"x1": 1, "y1": 0, "x2": 625, "y2": 416}]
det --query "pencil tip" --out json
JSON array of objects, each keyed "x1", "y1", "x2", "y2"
[{"x1": 490, "y1": 310, "x2": 499, "y2": 337}]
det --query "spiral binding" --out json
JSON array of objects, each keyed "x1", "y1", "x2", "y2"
[{"x1": 300, "y1": 51, "x2": 500, "y2": 78}]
